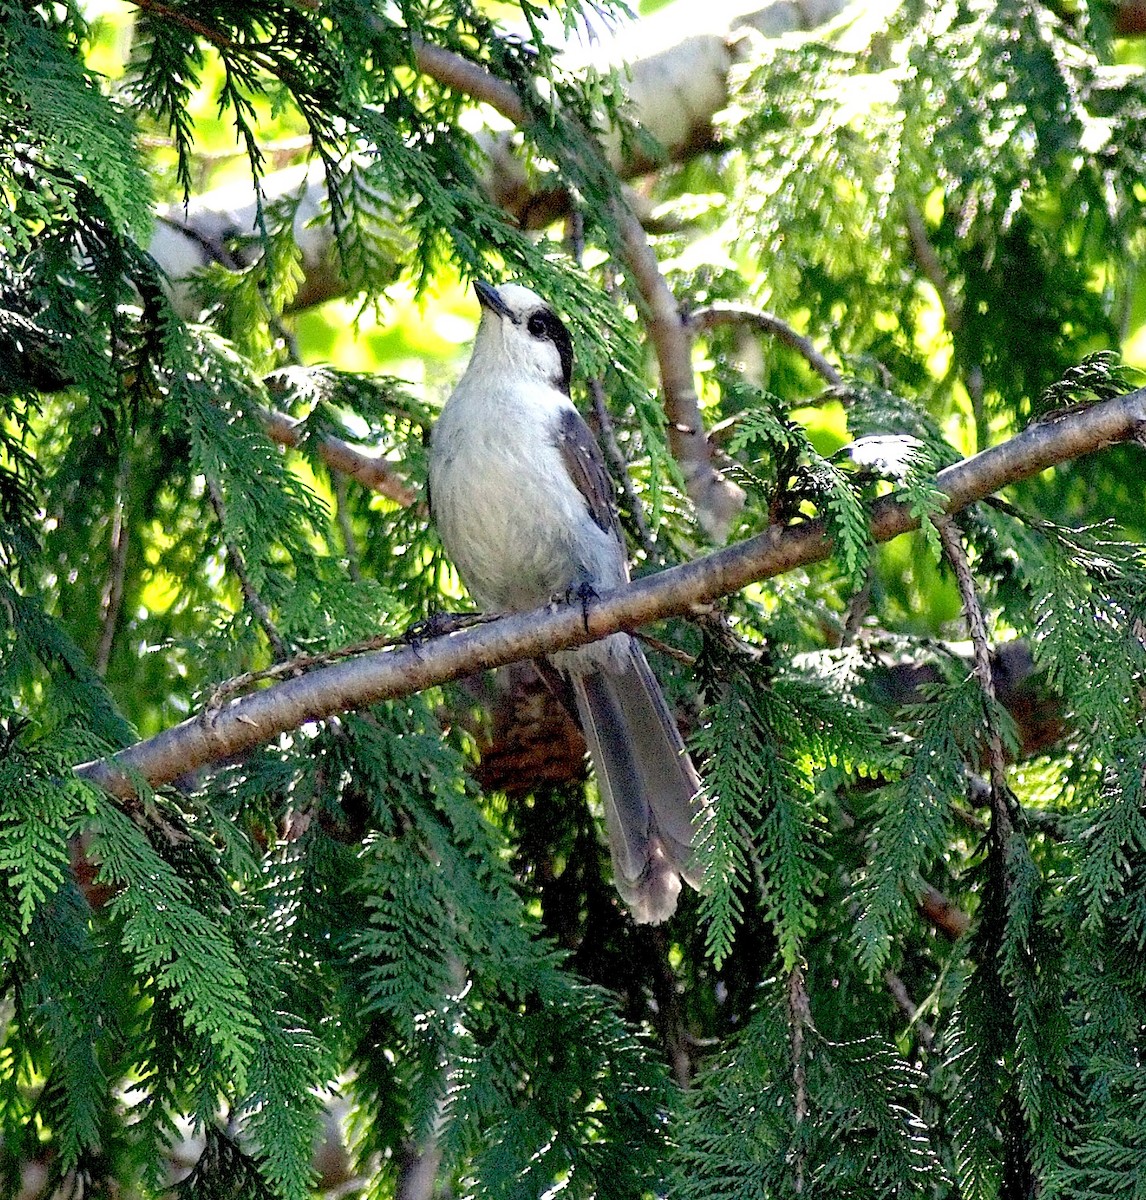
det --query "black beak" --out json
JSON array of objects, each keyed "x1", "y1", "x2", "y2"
[{"x1": 474, "y1": 280, "x2": 515, "y2": 321}]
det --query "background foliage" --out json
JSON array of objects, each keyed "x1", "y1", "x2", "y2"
[{"x1": 2, "y1": 0, "x2": 1146, "y2": 1195}]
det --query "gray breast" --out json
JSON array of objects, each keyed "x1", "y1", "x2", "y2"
[{"x1": 431, "y1": 410, "x2": 583, "y2": 610}]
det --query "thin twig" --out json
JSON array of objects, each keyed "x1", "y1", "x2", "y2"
[
  {"x1": 131, "y1": 0, "x2": 237, "y2": 50},
  {"x1": 934, "y1": 515, "x2": 1009, "y2": 804},
  {"x1": 691, "y1": 303, "x2": 844, "y2": 388},
  {"x1": 787, "y1": 964, "x2": 811, "y2": 1193},
  {"x1": 839, "y1": 569, "x2": 872, "y2": 648},
  {"x1": 842, "y1": 866, "x2": 938, "y2": 1050},
  {"x1": 634, "y1": 632, "x2": 697, "y2": 666},
  {"x1": 883, "y1": 969, "x2": 935, "y2": 1052},
  {"x1": 206, "y1": 633, "x2": 400, "y2": 708},
  {"x1": 650, "y1": 927, "x2": 693, "y2": 1088},
  {"x1": 96, "y1": 458, "x2": 131, "y2": 676},
  {"x1": 206, "y1": 612, "x2": 504, "y2": 707},
  {"x1": 205, "y1": 478, "x2": 290, "y2": 662}
]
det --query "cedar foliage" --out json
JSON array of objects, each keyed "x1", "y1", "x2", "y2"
[{"x1": 2, "y1": 0, "x2": 1146, "y2": 1196}]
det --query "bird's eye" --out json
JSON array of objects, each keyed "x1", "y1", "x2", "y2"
[{"x1": 527, "y1": 314, "x2": 548, "y2": 338}]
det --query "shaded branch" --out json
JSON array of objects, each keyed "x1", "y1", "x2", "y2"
[
  {"x1": 935, "y1": 515, "x2": 1009, "y2": 798},
  {"x1": 412, "y1": 39, "x2": 525, "y2": 123},
  {"x1": 95, "y1": 459, "x2": 131, "y2": 676},
  {"x1": 259, "y1": 406, "x2": 417, "y2": 505},
  {"x1": 205, "y1": 478, "x2": 290, "y2": 661},
  {"x1": 919, "y1": 881, "x2": 971, "y2": 940},
  {"x1": 76, "y1": 388, "x2": 1146, "y2": 800}
]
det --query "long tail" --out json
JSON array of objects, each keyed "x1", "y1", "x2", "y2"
[{"x1": 571, "y1": 641, "x2": 703, "y2": 923}]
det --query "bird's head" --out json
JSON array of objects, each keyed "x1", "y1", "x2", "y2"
[{"x1": 469, "y1": 280, "x2": 575, "y2": 396}]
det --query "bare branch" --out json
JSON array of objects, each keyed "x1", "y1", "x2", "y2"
[
  {"x1": 935, "y1": 515, "x2": 1008, "y2": 795},
  {"x1": 412, "y1": 39, "x2": 526, "y2": 124},
  {"x1": 205, "y1": 478, "x2": 290, "y2": 661},
  {"x1": 75, "y1": 388, "x2": 1146, "y2": 801},
  {"x1": 95, "y1": 460, "x2": 131, "y2": 676},
  {"x1": 613, "y1": 211, "x2": 746, "y2": 537},
  {"x1": 691, "y1": 303, "x2": 844, "y2": 388},
  {"x1": 259, "y1": 406, "x2": 417, "y2": 505}
]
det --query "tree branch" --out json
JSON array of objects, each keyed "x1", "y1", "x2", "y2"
[
  {"x1": 412, "y1": 38, "x2": 526, "y2": 123},
  {"x1": 259, "y1": 406, "x2": 417, "y2": 505},
  {"x1": 935, "y1": 514, "x2": 1009, "y2": 796},
  {"x1": 205, "y1": 478, "x2": 290, "y2": 661},
  {"x1": 691, "y1": 303, "x2": 844, "y2": 388},
  {"x1": 76, "y1": 388, "x2": 1146, "y2": 800},
  {"x1": 612, "y1": 210, "x2": 746, "y2": 537}
]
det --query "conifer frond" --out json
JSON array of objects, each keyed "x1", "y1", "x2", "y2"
[
  {"x1": 1, "y1": 1, "x2": 152, "y2": 250},
  {"x1": 85, "y1": 800, "x2": 262, "y2": 1085},
  {"x1": 695, "y1": 641, "x2": 826, "y2": 969},
  {"x1": 674, "y1": 988, "x2": 943, "y2": 1199},
  {"x1": 16, "y1": 885, "x2": 110, "y2": 1173},
  {"x1": 727, "y1": 385, "x2": 871, "y2": 588},
  {"x1": 850, "y1": 673, "x2": 980, "y2": 976}
]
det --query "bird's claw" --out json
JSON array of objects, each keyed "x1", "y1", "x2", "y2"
[
  {"x1": 551, "y1": 581, "x2": 597, "y2": 632},
  {"x1": 402, "y1": 611, "x2": 490, "y2": 646}
]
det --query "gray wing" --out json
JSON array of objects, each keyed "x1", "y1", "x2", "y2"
[{"x1": 553, "y1": 405, "x2": 625, "y2": 544}]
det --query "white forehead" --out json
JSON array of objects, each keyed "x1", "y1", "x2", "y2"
[{"x1": 493, "y1": 282, "x2": 546, "y2": 318}]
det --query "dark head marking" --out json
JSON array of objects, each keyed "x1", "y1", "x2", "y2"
[{"x1": 525, "y1": 307, "x2": 574, "y2": 395}]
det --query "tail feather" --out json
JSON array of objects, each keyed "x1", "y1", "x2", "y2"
[{"x1": 571, "y1": 641, "x2": 703, "y2": 923}]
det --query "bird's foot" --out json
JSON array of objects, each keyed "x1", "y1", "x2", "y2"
[
  {"x1": 551, "y1": 581, "x2": 597, "y2": 632},
  {"x1": 401, "y1": 610, "x2": 497, "y2": 646}
]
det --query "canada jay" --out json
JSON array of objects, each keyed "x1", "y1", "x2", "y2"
[{"x1": 428, "y1": 280, "x2": 703, "y2": 923}]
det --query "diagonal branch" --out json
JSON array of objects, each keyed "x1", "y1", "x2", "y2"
[
  {"x1": 76, "y1": 388, "x2": 1146, "y2": 800},
  {"x1": 205, "y1": 478, "x2": 290, "y2": 661},
  {"x1": 691, "y1": 303, "x2": 844, "y2": 388},
  {"x1": 259, "y1": 407, "x2": 417, "y2": 505},
  {"x1": 935, "y1": 514, "x2": 1009, "y2": 799}
]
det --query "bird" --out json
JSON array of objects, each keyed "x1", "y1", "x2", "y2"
[{"x1": 427, "y1": 279, "x2": 703, "y2": 923}]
